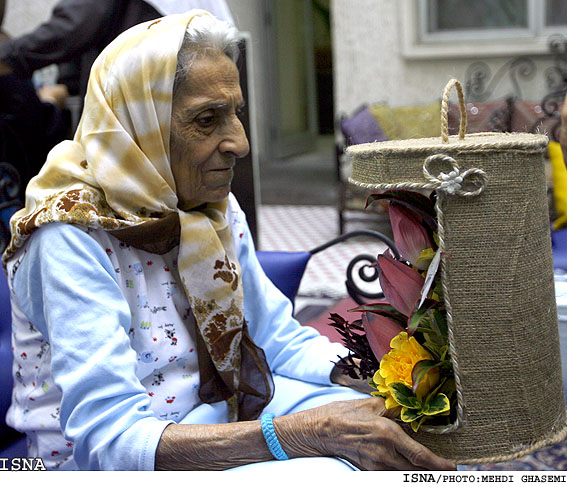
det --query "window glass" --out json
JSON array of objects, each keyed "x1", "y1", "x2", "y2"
[
  {"x1": 546, "y1": 0, "x2": 567, "y2": 27},
  {"x1": 428, "y1": 0, "x2": 528, "y2": 32}
]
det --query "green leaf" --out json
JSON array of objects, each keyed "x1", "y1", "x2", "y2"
[
  {"x1": 424, "y1": 377, "x2": 447, "y2": 401},
  {"x1": 411, "y1": 360, "x2": 440, "y2": 394},
  {"x1": 368, "y1": 376, "x2": 377, "y2": 388},
  {"x1": 423, "y1": 334, "x2": 447, "y2": 360},
  {"x1": 401, "y1": 407, "x2": 422, "y2": 423},
  {"x1": 388, "y1": 382, "x2": 421, "y2": 409},
  {"x1": 431, "y1": 309, "x2": 448, "y2": 338},
  {"x1": 416, "y1": 247, "x2": 436, "y2": 266},
  {"x1": 411, "y1": 416, "x2": 427, "y2": 433},
  {"x1": 432, "y1": 280, "x2": 444, "y2": 301},
  {"x1": 438, "y1": 346, "x2": 449, "y2": 361},
  {"x1": 436, "y1": 376, "x2": 456, "y2": 400},
  {"x1": 348, "y1": 303, "x2": 407, "y2": 325},
  {"x1": 422, "y1": 393, "x2": 451, "y2": 416},
  {"x1": 349, "y1": 302, "x2": 397, "y2": 313},
  {"x1": 371, "y1": 391, "x2": 388, "y2": 399},
  {"x1": 407, "y1": 299, "x2": 438, "y2": 336},
  {"x1": 434, "y1": 409, "x2": 452, "y2": 417}
]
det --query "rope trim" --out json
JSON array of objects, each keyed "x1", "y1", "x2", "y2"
[
  {"x1": 420, "y1": 191, "x2": 465, "y2": 434},
  {"x1": 347, "y1": 137, "x2": 548, "y2": 160}
]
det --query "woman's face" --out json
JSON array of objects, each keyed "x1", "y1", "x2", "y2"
[{"x1": 170, "y1": 51, "x2": 249, "y2": 209}]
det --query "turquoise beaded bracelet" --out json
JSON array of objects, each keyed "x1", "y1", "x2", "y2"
[{"x1": 260, "y1": 413, "x2": 289, "y2": 461}]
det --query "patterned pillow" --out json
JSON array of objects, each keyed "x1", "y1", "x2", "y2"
[
  {"x1": 340, "y1": 105, "x2": 388, "y2": 146},
  {"x1": 448, "y1": 100, "x2": 511, "y2": 134},
  {"x1": 510, "y1": 100, "x2": 563, "y2": 139},
  {"x1": 369, "y1": 101, "x2": 442, "y2": 140}
]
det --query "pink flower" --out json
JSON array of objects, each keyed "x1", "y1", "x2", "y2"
[
  {"x1": 378, "y1": 252, "x2": 425, "y2": 317},
  {"x1": 389, "y1": 203, "x2": 434, "y2": 270},
  {"x1": 362, "y1": 311, "x2": 405, "y2": 362}
]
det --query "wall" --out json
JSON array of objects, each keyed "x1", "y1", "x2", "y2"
[
  {"x1": 331, "y1": 0, "x2": 556, "y2": 118},
  {"x1": 225, "y1": 0, "x2": 270, "y2": 167}
]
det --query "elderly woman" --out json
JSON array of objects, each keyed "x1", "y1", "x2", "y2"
[{"x1": 2, "y1": 11, "x2": 454, "y2": 471}]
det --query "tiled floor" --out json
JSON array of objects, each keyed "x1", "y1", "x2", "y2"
[{"x1": 257, "y1": 204, "x2": 388, "y2": 300}]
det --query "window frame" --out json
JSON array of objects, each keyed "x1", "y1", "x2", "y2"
[{"x1": 400, "y1": 0, "x2": 567, "y2": 59}]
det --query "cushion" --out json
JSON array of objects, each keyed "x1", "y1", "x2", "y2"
[
  {"x1": 0, "y1": 268, "x2": 16, "y2": 443},
  {"x1": 511, "y1": 99, "x2": 563, "y2": 137},
  {"x1": 448, "y1": 100, "x2": 511, "y2": 134},
  {"x1": 549, "y1": 141, "x2": 567, "y2": 231},
  {"x1": 369, "y1": 101, "x2": 442, "y2": 140},
  {"x1": 511, "y1": 100, "x2": 546, "y2": 133},
  {"x1": 340, "y1": 105, "x2": 388, "y2": 146},
  {"x1": 255, "y1": 250, "x2": 312, "y2": 305},
  {"x1": 552, "y1": 228, "x2": 567, "y2": 270}
]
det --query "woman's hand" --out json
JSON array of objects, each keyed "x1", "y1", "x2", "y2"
[{"x1": 274, "y1": 397, "x2": 456, "y2": 471}]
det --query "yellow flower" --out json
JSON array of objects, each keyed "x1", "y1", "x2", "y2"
[{"x1": 374, "y1": 331, "x2": 439, "y2": 408}]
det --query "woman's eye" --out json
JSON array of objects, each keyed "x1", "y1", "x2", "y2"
[{"x1": 195, "y1": 112, "x2": 215, "y2": 127}]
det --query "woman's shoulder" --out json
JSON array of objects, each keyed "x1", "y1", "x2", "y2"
[
  {"x1": 19, "y1": 223, "x2": 87, "y2": 253},
  {"x1": 13, "y1": 223, "x2": 110, "y2": 278}
]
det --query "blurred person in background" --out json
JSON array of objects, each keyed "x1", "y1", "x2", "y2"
[
  {"x1": 0, "y1": 0, "x2": 67, "y2": 208},
  {"x1": 0, "y1": 0, "x2": 234, "y2": 100}
]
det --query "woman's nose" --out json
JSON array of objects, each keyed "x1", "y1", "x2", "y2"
[{"x1": 220, "y1": 117, "x2": 250, "y2": 158}]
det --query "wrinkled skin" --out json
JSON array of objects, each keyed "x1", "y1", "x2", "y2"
[
  {"x1": 156, "y1": 355, "x2": 454, "y2": 471},
  {"x1": 156, "y1": 396, "x2": 455, "y2": 471},
  {"x1": 274, "y1": 397, "x2": 454, "y2": 471},
  {"x1": 170, "y1": 52, "x2": 249, "y2": 209}
]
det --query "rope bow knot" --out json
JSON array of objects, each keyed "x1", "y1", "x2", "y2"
[{"x1": 423, "y1": 154, "x2": 488, "y2": 197}]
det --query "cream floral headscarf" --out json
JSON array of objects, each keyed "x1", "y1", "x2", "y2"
[{"x1": 3, "y1": 10, "x2": 273, "y2": 421}]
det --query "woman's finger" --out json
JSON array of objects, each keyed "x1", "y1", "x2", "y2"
[{"x1": 394, "y1": 430, "x2": 456, "y2": 470}]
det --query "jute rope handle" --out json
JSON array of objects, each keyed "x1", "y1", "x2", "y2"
[{"x1": 441, "y1": 78, "x2": 467, "y2": 143}]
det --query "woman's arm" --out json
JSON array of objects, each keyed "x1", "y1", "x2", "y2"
[
  {"x1": 155, "y1": 396, "x2": 454, "y2": 471},
  {"x1": 231, "y1": 204, "x2": 350, "y2": 385},
  {"x1": 12, "y1": 223, "x2": 172, "y2": 470}
]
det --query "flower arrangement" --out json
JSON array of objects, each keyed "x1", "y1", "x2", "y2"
[{"x1": 331, "y1": 189, "x2": 456, "y2": 432}]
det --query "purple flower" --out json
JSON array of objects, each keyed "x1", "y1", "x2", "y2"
[
  {"x1": 362, "y1": 311, "x2": 405, "y2": 362},
  {"x1": 389, "y1": 203, "x2": 434, "y2": 270},
  {"x1": 378, "y1": 252, "x2": 425, "y2": 317}
]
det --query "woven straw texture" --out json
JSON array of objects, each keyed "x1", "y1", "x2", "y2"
[{"x1": 348, "y1": 120, "x2": 567, "y2": 463}]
